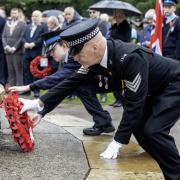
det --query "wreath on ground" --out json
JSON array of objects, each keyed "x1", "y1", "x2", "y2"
[
  {"x1": 30, "y1": 56, "x2": 53, "y2": 78},
  {"x1": 1, "y1": 92, "x2": 35, "y2": 152}
]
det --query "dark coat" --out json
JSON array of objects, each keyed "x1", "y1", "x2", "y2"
[
  {"x1": 0, "y1": 16, "x2": 5, "y2": 54},
  {"x1": 39, "y1": 39, "x2": 180, "y2": 145},
  {"x1": 62, "y1": 11, "x2": 82, "y2": 29},
  {"x1": 23, "y1": 23, "x2": 48, "y2": 59},
  {"x1": 162, "y1": 17, "x2": 180, "y2": 60},
  {"x1": 110, "y1": 20, "x2": 131, "y2": 42},
  {"x1": 0, "y1": 16, "x2": 7, "y2": 85}
]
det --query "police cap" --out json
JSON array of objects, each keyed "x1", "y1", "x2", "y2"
[
  {"x1": 41, "y1": 30, "x2": 62, "y2": 55},
  {"x1": 163, "y1": 0, "x2": 177, "y2": 6},
  {"x1": 60, "y1": 18, "x2": 100, "y2": 56}
]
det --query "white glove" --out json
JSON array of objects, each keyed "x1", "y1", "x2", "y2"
[
  {"x1": 0, "y1": 84, "x2": 5, "y2": 104},
  {"x1": 100, "y1": 140, "x2": 122, "y2": 159},
  {"x1": 8, "y1": 85, "x2": 30, "y2": 93},
  {"x1": 19, "y1": 98, "x2": 44, "y2": 114}
]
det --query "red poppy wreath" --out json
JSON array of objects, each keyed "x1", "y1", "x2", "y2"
[
  {"x1": 1, "y1": 92, "x2": 35, "y2": 152},
  {"x1": 30, "y1": 56, "x2": 53, "y2": 78}
]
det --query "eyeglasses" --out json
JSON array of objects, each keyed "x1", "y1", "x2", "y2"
[{"x1": 89, "y1": 11, "x2": 96, "y2": 14}]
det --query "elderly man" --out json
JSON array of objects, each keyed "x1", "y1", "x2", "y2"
[
  {"x1": 22, "y1": 10, "x2": 48, "y2": 97},
  {"x1": 14, "y1": 19, "x2": 180, "y2": 179},
  {"x1": 162, "y1": 0, "x2": 180, "y2": 60},
  {"x1": 47, "y1": 16, "x2": 60, "y2": 31}
]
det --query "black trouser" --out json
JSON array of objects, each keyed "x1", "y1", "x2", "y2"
[
  {"x1": 76, "y1": 84, "x2": 112, "y2": 127},
  {"x1": 23, "y1": 56, "x2": 36, "y2": 85},
  {"x1": 23, "y1": 56, "x2": 39, "y2": 94},
  {"x1": 0, "y1": 53, "x2": 8, "y2": 85},
  {"x1": 133, "y1": 78, "x2": 180, "y2": 180},
  {"x1": 113, "y1": 90, "x2": 122, "y2": 103}
]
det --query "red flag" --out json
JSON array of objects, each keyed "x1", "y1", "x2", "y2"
[{"x1": 150, "y1": 0, "x2": 164, "y2": 55}]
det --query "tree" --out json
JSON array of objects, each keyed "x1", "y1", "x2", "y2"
[{"x1": 1, "y1": 0, "x2": 180, "y2": 18}]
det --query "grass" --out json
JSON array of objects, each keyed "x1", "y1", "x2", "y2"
[{"x1": 40, "y1": 90, "x2": 115, "y2": 105}]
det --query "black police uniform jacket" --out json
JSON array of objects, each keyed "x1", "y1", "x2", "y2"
[{"x1": 39, "y1": 39, "x2": 180, "y2": 145}]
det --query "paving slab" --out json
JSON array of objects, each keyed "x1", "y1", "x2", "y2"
[
  {"x1": 0, "y1": 121, "x2": 89, "y2": 180},
  {"x1": 44, "y1": 105, "x2": 165, "y2": 179},
  {"x1": 86, "y1": 169, "x2": 164, "y2": 180}
]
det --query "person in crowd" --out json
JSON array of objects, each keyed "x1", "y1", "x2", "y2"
[
  {"x1": 100, "y1": 13, "x2": 111, "y2": 39},
  {"x1": 9, "y1": 29, "x2": 115, "y2": 136},
  {"x1": 130, "y1": 21, "x2": 138, "y2": 44},
  {"x1": 88, "y1": 10, "x2": 110, "y2": 39},
  {"x1": 18, "y1": 8, "x2": 26, "y2": 22},
  {"x1": 110, "y1": 9, "x2": 131, "y2": 42},
  {"x1": 58, "y1": 14, "x2": 65, "y2": 29},
  {"x1": 46, "y1": 16, "x2": 61, "y2": 72},
  {"x1": 62, "y1": 7, "x2": 82, "y2": 29},
  {"x1": 22, "y1": 10, "x2": 48, "y2": 97},
  {"x1": 47, "y1": 16, "x2": 60, "y2": 31},
  {"x1": 162, "y1": 0, "x2": 180, "y2": 60},
  {"x1": 0, "y1": 10, "x2": 7, "y2": 99},
  {"x1": 2, "y1": 8, "x2": 26, "y2": 86},
  {"x1": 42, "y1": 13, "x2": 48, "y2": 24},
  {"x1": 109, "y1": 9, "x2": 132, "y2": 108},
  {"x1": 16, "y1": 18, "x2": 180, "y2": 180},
  {"x1": 0, "y1": 7, "x2": 6, "y2": 18},
  {"x1": 88, "y1": 9, "x2": 100, "y2": 19},
  {"x1": 138, "y1": 9, "x2": 155, "y2": 48}
]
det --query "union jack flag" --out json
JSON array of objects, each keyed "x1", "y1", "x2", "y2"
[{"x1": 150, "y1": 0, "x2": 164, "y2": 55}]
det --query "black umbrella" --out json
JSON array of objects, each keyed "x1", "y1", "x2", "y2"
[
  {"x1": 42, "y1": 10, "x2": 63, "y2": 17},
  {"x1": 89, "y1": 0, "x2": 142, "y2": 16}
]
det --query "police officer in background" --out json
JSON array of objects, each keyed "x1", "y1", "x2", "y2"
[
  {"x1": 163, "y1": 0, "x2": 180, "y2": 60},
  {"x1": 14, "y1": 19, "x2": 180, "y2": 179}
]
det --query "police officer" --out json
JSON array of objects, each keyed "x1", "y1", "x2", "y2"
[
  {"x1": 9, "y1": 29, "x2": 115, "y2": 136},
  {"x1": 17, "y1": 19, "x2": 180, "y2": 179},
  {"x1": 162, "y1": 0, "x2": 180, "y2": 60}
]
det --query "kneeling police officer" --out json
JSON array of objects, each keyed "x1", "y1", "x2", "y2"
[{"x1": 16, "y1": 19, "x2": 180, "y2": 179}]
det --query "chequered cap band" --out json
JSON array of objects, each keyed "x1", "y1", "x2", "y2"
[{"x1": 68, "y1": 27, "x2": 100, "y2": 47}]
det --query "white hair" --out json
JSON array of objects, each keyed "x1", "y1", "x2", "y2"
[
  {"x1": 32, "y1": 10, "x2": 42, "y2": 17},
  {"x1": 100, "y1": 13, "x2": 109, "y2": 22},
  {"x1": 145, "y1": 9, "x2": 155, "y2": 19},
  {"x1": 47, "y1": 16, "x2": 59, "y2": 26}
]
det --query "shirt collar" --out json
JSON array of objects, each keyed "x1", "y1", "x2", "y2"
[
  {"x1": 100, "y1": 46, "x2": 108, "y2": 68},
  {"x1": 64, "y1": 52, "x2": 68, "y2": 63}
]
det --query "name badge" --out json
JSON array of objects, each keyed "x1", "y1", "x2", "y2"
[{"x1": 40, "y1": 58, "x2": 48, "y2": 67}]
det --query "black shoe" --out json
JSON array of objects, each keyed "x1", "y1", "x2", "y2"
[
  {"x1": 113, "y1": 101, "x2": 122, "y2": 108},
  {"x1": 83, "y1": 123, "x2": 115, "y2": 136},
  {"x1": 33, "y1": 92, "x2": 40, "y2": 98}
]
